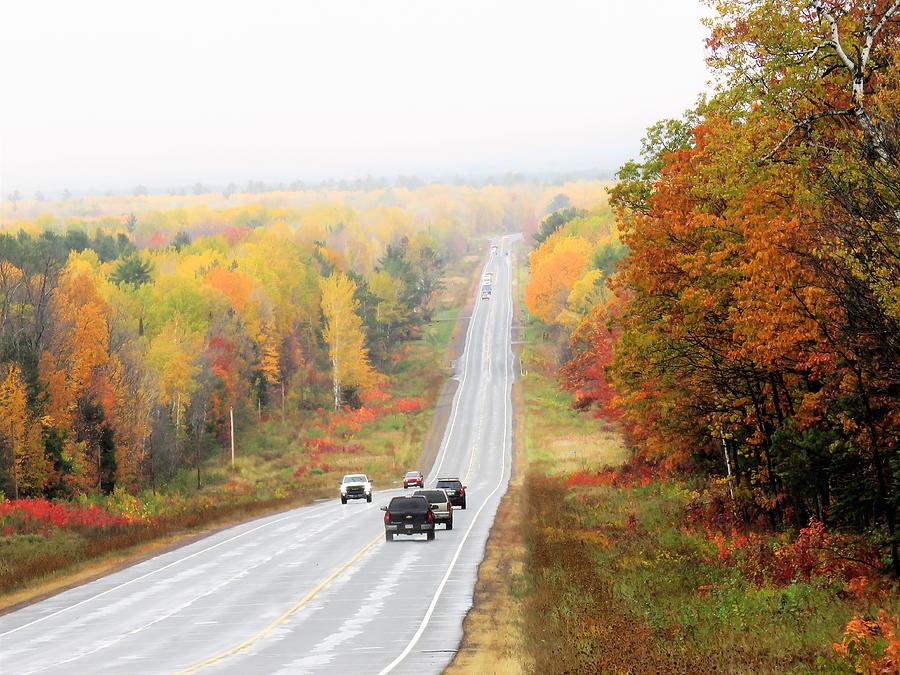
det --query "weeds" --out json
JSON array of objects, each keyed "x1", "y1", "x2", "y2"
[{"x1": 516, "y1": 355, "x2": 899, "y2": 672}]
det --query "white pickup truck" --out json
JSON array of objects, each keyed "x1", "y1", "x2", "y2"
[{"x1": 339, "y1": 473, "x2": 372, "y2": 503}]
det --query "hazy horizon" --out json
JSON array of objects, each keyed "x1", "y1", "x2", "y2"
[{"x1": 1, "y1": 0, "x2": 710, "y2": 197}]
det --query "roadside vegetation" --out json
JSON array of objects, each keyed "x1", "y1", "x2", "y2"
[
  {"x1": 457, "y1": 303, "x2": 898, "y2": 672},
  {"x1": 459, "y1": 4, "x2": 898, "y2": 665},
  {"x1": 0, "y1": 250, "x2": 473, "y2": 596},
  {"x1": 0, "y1": 181, "x2": 610, "y2": 598}
]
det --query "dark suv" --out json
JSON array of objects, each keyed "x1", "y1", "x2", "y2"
[
  {"x1": 435, "y1": 477, "x2": 467, "y2": 509},
  {"x1": 381, "y1": 495, "x2": 435, "y2": 541}
]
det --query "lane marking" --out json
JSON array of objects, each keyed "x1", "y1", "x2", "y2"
[
  {"x1": 464, "y1": 443, "x2": 478, "y2": 484},
  {"x1": 0, "y1": 492, "x2": 399, "y2": 640},
  {"x1": 15, "y1": 503, "x2": 393, "y2": 675},
  {"x1": 378, "y1": 235, "x2": 514, "y2": 674},
  {"x1": 178, "y1": 531, "x2": 383, "y2": 673},
  {"x1": 430, "y1": 253, "x2": 493, "y2": 483},
  {"x1": 0, "y1": 510, "x2": 308, "y2": 639},
  {"x1": 464, "y1": 281, "x2": 501, "y2": 484}
]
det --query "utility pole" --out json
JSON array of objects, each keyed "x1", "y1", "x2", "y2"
[{"x1": 230, "y1": 406, "x2": 235, "y2": 469}]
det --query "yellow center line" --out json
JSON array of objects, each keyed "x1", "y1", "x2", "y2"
[
  {"x1": 178, "y1": 531, "x2": 383, "y2": 673},
  {"x1": 464, "y1": 442, "x2": 477, "y2": 484}
]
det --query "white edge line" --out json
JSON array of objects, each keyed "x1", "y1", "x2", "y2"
[
  {"x1": 429, "y1": 251, "x2": 491, "y2": 483},
  {"x1": 0, "y1": 490, "x2": 402, "y2": 639},
  {"x1": 379, "y1": 236, "x2": 513, "y2": 674},
  {"x1": 0, "y1": 241, "x2": 498, "y2": 646},
  {"x1": 0, "y1": 512, "x2": 299, "y2": 638}
]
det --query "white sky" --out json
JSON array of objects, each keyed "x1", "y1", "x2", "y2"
[{"x1": 1, "y1": 0, "x2": 710, "y2": 195}]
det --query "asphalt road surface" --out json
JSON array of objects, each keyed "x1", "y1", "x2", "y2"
[{"x1": 0, "y1": 235, "x2": 516, "y2": 675}]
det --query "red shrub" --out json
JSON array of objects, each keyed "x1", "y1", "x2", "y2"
[
  {"x1": 833, "y1": 610, "x2": 899, "y2": 673},
  {"x1": 0, "y1": 499, "x2": 132, "y2": 535},
  {"x1": 564, "y1": 460, "x2": 662, "y2": 490},
  {"x1": 304, "y1": 439, "x2": 363, "y2": 455},
  {"x1": 696, "y1": 519, "x2": 882, "y2": 586},
  {"x1": 392, "y1": 397, "x2": 424, "y2": 413}
]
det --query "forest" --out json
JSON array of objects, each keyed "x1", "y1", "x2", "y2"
[
  {"x1": 0, "y1": 182, "x2": 601, "y2": 501},
  {"x1": 527, "y1": 0, "x2": 899, "y2": 576}
]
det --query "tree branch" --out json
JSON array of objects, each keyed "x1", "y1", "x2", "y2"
[
  {"x1": 759, "y1": 109, "x2": 856, "y2": 163},
  {"x1": 811, "y1": 0, "x2": 857, "y2": 72}
]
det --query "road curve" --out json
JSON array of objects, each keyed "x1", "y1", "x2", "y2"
[{"x1": 0, "y1": 235, "x2": 516, "y2": 675}]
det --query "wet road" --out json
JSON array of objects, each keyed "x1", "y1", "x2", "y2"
[{"x1": 0, "y1": 236, "x2": 516, "y2": 675}]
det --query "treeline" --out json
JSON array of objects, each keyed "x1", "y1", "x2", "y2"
[
  {"x1": 4, "y1": 172, "x2": 613, "y2": 210},
  {"x1": 534, "y1": 1, "x2": 900, "y2": 575},
  {"x1": 0, "y1": 186, "x2": 538, "y2": 499}
]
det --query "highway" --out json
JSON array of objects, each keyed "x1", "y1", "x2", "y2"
[{"x1": 0, "y1": 235, "x2": 516, "y2": 674}]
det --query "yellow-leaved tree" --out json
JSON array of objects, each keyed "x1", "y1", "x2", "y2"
[
  {"x1": 524, "y1": 234, "x2": 592, "y2": 325},
  {"x1": 320, "y1": 273, "x2": 375, "y2": 410},
  {"x1": 0, "y1": 363, "x2": 48, "y2": 496}
]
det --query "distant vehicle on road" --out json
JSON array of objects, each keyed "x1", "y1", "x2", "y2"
[
  {"x1": 413, "y1": 489, "x2": 453, "y2": 529},
  {"x1": 340, "y1": 474, "x2": 372, "y2": 503},
  {"x1": 482, "y1": 272, "x2": 493, "y2": 286},
  {"x1": 403, "y1": 471, "x2": 424, "y2": 489},
  {"x1": 481, "y1": 285, "x2": 491, "y2": 300},
  {"x1": 491, "y1": 244, "x2": 498, "y2": 255},
  {"x1": 435, "y1": 477, "x2": 467, "y2": 509},
  {"x1": 382, "y1": 495, "x2": 435, "y2": 541}
]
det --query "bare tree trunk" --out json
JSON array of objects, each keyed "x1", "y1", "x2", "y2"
[
  {"x1": 10, "y1": 421, "x2": 18, "y2": 500},
  {"x1": 332, "y1": 355, "x2": 341, "y2": 411}
]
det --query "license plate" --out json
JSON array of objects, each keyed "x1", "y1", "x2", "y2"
[{"x1": 405, "y1": 524, "x2": 414, "y2": 529}]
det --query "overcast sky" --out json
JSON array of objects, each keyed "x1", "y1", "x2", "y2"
[{"x1": 1, "y1": 0, "x2": 710, "y2": 195}]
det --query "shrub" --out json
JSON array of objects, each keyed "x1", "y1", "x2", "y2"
[{"x1": 833, "y1": 610, "x2": 899, "y2": 673}]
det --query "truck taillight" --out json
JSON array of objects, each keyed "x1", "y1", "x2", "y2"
[
  {"x1": 448, "y1": 503, "x2": 452, "y2": 511},
  {"x1": 426, "y1": 510, "x2": 434, "y2": 523},
  {"x1": 384, "y1": 512, "x2": 391, "y2": 524}
]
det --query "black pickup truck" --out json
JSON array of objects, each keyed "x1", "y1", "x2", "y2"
[{"x1": 381, "y1": 495, "x2": 435, "y2": 541}]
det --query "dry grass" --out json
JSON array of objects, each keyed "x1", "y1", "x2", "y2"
[{"x1": 447, "y1": 480, "x2": 530, "y2": 675}]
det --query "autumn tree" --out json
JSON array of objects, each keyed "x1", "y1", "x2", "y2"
[
  {"x1": 0, "y1": 363, "x2": 47, "y2": 496},
  {"x1": 584, "y1": 0, "x2": 900, "y2": 574},
  {"x1": 525, "y1": 234, "x2": 593, "y2": 325},
  {"x1": 320, "y1": 273, "x2": 375, "y2": 410}
]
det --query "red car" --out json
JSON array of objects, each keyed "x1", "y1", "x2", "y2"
[{"x1": 403, "y1": 471, "x2": 424, "y2": 489}]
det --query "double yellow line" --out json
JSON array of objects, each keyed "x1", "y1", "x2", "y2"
[{"x1": 179, "y1": 531, "x2": 383, "y2": 673}]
